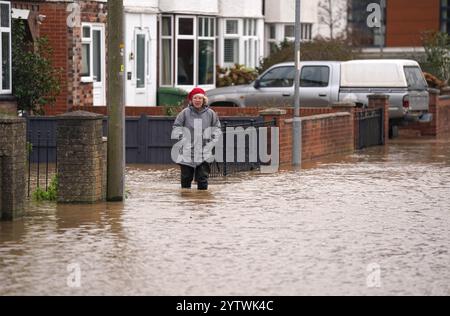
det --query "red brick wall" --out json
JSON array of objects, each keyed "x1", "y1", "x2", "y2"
[
  {"x1": 386, "y1": 0, "x2": 440, "y2": 47},
  {"x1": 398, "y1": 90, "x2": 450, "y2": 138},
  {"x1": 436, "y1": 97, "x2": 450, "y2": 137},
  {"x1": 301, "y1": 113, "x2": 354, "y2": 161},
  {"x1": 38, "y1": 2, "x2": 69, "y2": 115}
]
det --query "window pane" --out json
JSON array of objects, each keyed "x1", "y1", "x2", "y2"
[
  {"x1": 199, "y1": 40, "x2": 214, "y2": 85},
  {"x1": 1, "y1": 3, "x2": 10, "y2": 28},
  {"x1": 2, "y1": 32, "x2": 10, "y2": 90},
  {"x1": 198, "y1": 18, "x2": 204, "y2": 37},
  {"x1": 81, "y1": 43, "x2": 90, "y2": 77},
  {"x1": 300, "y1": 66, "x2": 330, "y2": 87},
  {"x1": 136, "y1": 34, "x2": 146, "y2": 88},
  {"x1": 93, "y1": 30, "x2": 102, "y2": 82},
  {"x1": 83, "y1": 26, "x2": 91, "y2": 38},
  {"x1": 270, "y1": 42, "x2": 278, "y2": 54},
  {"x1": 224, "y1": 39, "x2": 238, "y2": 64},
  {"x1": 162, "y1": 17, "x2": 172, "y2": 36},
  {"x1": 285, "y1": 25, "x2": 295, "y2": 38},
  {"x1": 179, "y1": 18, "x2": 194, "y2": 35},
  {"x1": 177, "y1": 39, "x2": 194, "y2": 85},
  {"x1": 161, "y1": 39, "x2": 172, "y2": 85},
  {"x1": 404, "y1": 66, "x2": 427, "y2": 90},
  {"x1": 269, "y1": 25, "x2": 276, "y2": 39},
  {"x1": 260, "y1": 66, "x2": 295, "y2": 88},
  {"x1": 204, "y1": 18, "x2": 209, "y2": 37},
  {"x1": 226, "y1": 20, "x2": 238, "y2": 34},
  {"x1": 210, "y1": 19, "x2": 215, "y2": 37}
]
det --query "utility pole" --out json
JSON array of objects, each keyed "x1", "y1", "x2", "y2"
[
  {"x1": 293, "y1": 0, "x2": 302, "y2": 166},
  {"x1": 107, "y1": 0, "x2": 125, "y2": 201}
]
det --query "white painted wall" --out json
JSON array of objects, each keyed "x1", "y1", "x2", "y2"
[
  {"x1": 159, "y1": 0, "x2": 218, "y2": 15},
  {"x1": 265, "y1": 0, "x2": 318, "y2": 24},
  {"x1": 124, "y1": 0, "x2": 159, "y2": 10},
  {"x1": 219, "y1": 0, "x2": 263, "y2": 18},
  {"x1": 125, "y1": 13, "x2": 158, "y2": 106}
]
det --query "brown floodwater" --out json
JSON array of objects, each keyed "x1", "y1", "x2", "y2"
[{"x1": 1, "y1": 138, "x2": 449, "y2": 295}]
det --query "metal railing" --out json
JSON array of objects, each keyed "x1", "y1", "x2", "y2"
[
  {"x1": 210, "y1": 118, "x2": 277, "y2": 177},
  {"x1": 27, "y1": 128, "x2": 57, "y2": 198}
]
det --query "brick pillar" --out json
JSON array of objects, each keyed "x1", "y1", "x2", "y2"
[
  {"x1": 0, "y1": 116, "x2": 27, "y2": 221},
  {"x1": 259, "y1": 108, "x2": 292, "y2": 166},
  {"x1": 426, "y1": 89, "x2": 440, "y2": 137},
  {"x1": 332, "y1": 102, "x2": 357, "y2": 149},
  {"x1": 368, "y1": 94, "x2": 390, "y2": 143},
  {"x1": 57, "y1": 111, "x2": 107, "y2": 203}
]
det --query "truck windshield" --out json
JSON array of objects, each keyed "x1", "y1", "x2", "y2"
[{"x1": 404, "y1": 66, "x2": 427, "y2": 90}]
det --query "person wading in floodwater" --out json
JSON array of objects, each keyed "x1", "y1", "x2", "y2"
[{"x1": 172, "y1": 88, "x2": 221, "y2": 190}]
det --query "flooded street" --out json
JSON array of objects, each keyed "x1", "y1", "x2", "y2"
[{"x1": 1, "y1": 138, "x2": 449, "y2": 296}]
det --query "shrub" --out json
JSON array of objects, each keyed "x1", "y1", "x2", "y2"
[
  {"x1": 12, "y1": 20, "x2": 62, "y2": 115},
  {"x1": 421, "y1": 31, "x2": 450, "y2": 83},
  {"x1": 216, "y1": 64, "x2": 258, "y2": 87},
  {"x1": 33, "y1": 175, "x2": 58, "y2": 202},
  {"x1": 258, "y1": 37, "x2": 357, "y2": 73}
]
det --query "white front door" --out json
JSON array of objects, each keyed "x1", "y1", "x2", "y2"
[
  {"x1": 92, "y1": 25, "x2": 106, "y2": 106},
  {"x1": 134, "y1": 28, "x2": 150, "y2": 105}
]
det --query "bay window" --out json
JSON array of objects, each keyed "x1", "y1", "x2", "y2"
[{"x1": 161, "y1": 15, "x2": 216, "y2": 88}]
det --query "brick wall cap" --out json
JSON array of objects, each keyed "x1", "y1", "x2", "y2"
[
  {"x1": 368, "y1": 94, "x2": 390, "y2": 100},
  {"x1": 57, "y1": 110, "x2": 103, "y2": 120},
  {"x1": 301, "y1": 112, "x2": 351, "y2": 121},
  {"x1": 438, "y1": 95, "x2": 450, "y2": 101},
  {"x1": 332, "y1": 102, "x2": 356, "y2": 108},
  {"x1": 429, "y1": 88, "x2": 441, "y2": 95},
  {"x1": 259, "y1": 108, "x2": 287, "y2": 116},
  {"x1": 0, "y1": 116, "x2": 25, "y2": 123}
]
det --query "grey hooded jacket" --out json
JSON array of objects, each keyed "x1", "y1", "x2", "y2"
[{"x1": 172, "y1": 104, "x2": 222, "y2": 167}]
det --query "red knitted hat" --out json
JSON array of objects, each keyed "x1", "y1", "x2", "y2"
[{"x1": 188, "y1": 87, "x2": 206, "y2": 101}]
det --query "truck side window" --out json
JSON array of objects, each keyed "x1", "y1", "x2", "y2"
[
  {"x1": 300, "y1": 66, "x2": 330, "y2": 87},
  {"x1": 259, "y1": 66, "x2": 295, "y2": 88}
]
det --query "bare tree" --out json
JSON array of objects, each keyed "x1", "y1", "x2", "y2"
[{"x1": 318, "y1": 0, "x2": 348, "y2": 40}]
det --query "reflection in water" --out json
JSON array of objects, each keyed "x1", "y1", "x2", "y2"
[{"x1": 1, "y1": 139, "x2": 450, "y2": 295}]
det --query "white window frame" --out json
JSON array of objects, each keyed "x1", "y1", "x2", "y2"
[
  {"x1": 175, "y1": 15, "x2": 197, "y2": 87},
  {"x1": 243, "y1": 19, "x2": 258, "y2": 69},
  {"x1": 223, "y1": 19, "x2": 240, "y2": 68},
  {"x1": 159, "y1": 15, "x2": 174, "y2": 87},
  {"x1": 134, "y1": 28, "x2": 150, "y2": 91},
  {"x1": 0, "y1": 0, "x2": 12, "y2": 94},
  {"x1": 198, "y1": 16, "x2": 216, "y2": 88},
  {"x1": 81, "y1": 23, "x2": 105, "y2": 84}
]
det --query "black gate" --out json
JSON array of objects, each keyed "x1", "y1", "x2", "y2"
[
  {"x1": 210, "y1": 118, "x2": 277, "y2": 177},
  {"x1": 356, "y1": 108, "x2": 385, "y2": 150}
]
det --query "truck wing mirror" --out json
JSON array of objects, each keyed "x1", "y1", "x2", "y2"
[{"x1": 254, "y1": 79, "x2": 261, "y2": 89}]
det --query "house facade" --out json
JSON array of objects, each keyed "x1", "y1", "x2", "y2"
[{"x1": 10, "y1": 0, "x2": 343, "y2": 114}]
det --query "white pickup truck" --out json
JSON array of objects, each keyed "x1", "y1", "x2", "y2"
[{"x1": 207, "y1": 59, "x2": 430, "y2": 121}]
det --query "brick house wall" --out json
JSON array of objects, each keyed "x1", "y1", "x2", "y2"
[
  {"x1": 12, "y1": 0, "x2": 107, "y2": 115},
  {"x1": 386, "y1": 0, "x2": 440, "y2": 47}
]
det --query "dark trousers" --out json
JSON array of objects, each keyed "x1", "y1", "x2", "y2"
[{"x1": 180, "y1": 162, "x2": 210, "y2": 190}]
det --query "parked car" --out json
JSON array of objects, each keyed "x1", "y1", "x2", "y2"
[{"x1": 207, "y1": 59, "x2": 430, "y2": 121}]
